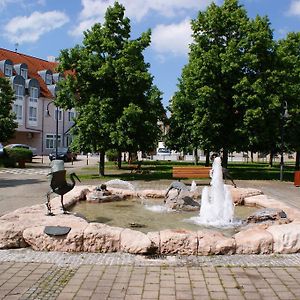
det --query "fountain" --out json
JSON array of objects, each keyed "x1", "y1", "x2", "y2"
[
  {"x1": 190, "y1": 157, "x2": 235, "y2": 227},
  {"x1": 105, "y1": 179, "x2": 135, "y2": 190},
  {"x1": 0, "y1": 158, "x2": 299, "y2": 255}
]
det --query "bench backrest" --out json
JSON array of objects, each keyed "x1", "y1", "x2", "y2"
[{"x1": 173, "y1": 166, "x2": 211, "y2": 179}]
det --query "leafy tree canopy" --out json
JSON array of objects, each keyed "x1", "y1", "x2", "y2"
[
  {"x1": 56, "y1": 2, "x2": 165, "y2": 174},
  {"x1": 0, "y1": 77, "x2": 17, "y2": 142}
]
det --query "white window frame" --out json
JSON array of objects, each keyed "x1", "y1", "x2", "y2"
[
  {"x1": 45, "y1": 73, "x2": 52, "y2": 85},
  {"x1": 54, "y1": 108, "x2": 63, "y2": 121},
  {"x1": 20, "y1": 68, "x2": 28, "y2": 79},
  {"x1": 4, "y1": 64, "x2": 12, "y2": 76},
  {"x1": 13, "y1": 84, "x2": 24, "y2": 123},
  {"x1": 45, "y1": 134, "x2": 62, "y2": 149},
  {"x1": 28, "y1": 87, "x2": 38, "y2": 125},
  {"x1": 68, "y1": 110, "x2": 75, "y2": 122}
]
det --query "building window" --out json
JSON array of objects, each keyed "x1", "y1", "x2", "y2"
[
  {"x1": 20, "y1": 68, "x2": 28, "y2": 79},
  {"x1": 28, "y1": 87, "x2": 38, "y2": 125},
  {"x1": 4, "y1": 64, "x2": 12, "y2": 76},
  {"x1": 55, "y1": 108, "x2": 63, "y2": 121},
  {"x1": 66, "y1": 135, "x2": 73, "y2": 147},
  {"x1": 45, "y1": 134, "x2": 61, "y2": 149},
  {"x1": 13, "y1": 84, "x2": 24, "y2": 123},
  {"x1": 29, "y1": 106, "x2": 37, "y2": 123},
  {"x1": 14, "y1": 84, "x2": 24, "y2": 100},
  {"x1": 45, "y1": 73, "x2": 52, "y2": 85},
  {"x1": 29, "y1": 87, "x2": 38, "y2": 103},
  {"x1": 13, "y1": 104, "x2": 22, "y2": 121},
  {"x1": 68, "y1": 110, "x2": 75, "y2": 122}
]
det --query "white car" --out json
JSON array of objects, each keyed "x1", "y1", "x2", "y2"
[
  {"x1": 157, "y1": 148, "x2": 171, "y2": 155},
  {"x1": 4, "y1": 144, "x2": 37, "y2": 156}
]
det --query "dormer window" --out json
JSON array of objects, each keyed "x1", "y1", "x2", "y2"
[
  {"x1": 46, "y1": 73, "x2": 52, "y2": 85},
  {"x1": 0, "y1": 59, "x2": 13, "y2": 77},
  {"x1": 53, "y1": 73, "x2": 64, "y2": 83},
  {"x1": 5, "y1": 64, "x2": 13, "y2": 76},
  {"x1": 14, "y1": 63, "x2": 28, "y2": 79},
  {"x1": 20, "y1": 68, "x2": 28, "y2": 79},
  {"x1": 38, "y1": 69, "x2": 53, "y2": 85}
]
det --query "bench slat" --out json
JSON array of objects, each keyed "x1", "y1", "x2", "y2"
[{"x1": 173, "y1": 167, "x2": 211, "y2": 178}]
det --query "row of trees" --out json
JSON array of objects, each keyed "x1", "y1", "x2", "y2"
[{"x1": 166, "y1": 0, "x2": 300, "y2": 169}]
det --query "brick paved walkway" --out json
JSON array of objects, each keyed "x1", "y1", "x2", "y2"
[{"x1": 0, "y1": 249, "x2": 300, "y2": 299}]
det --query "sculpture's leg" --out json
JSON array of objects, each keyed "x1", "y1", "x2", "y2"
[
  {"x1": 61, "y1": 195, "x2": 68, "y2": 214},
  {"x1": 227, "y1": 175, "x2": 236, "y2": 188},
  {"x1": 46, "y1": 191, "x2": 54, "y2": 216}
]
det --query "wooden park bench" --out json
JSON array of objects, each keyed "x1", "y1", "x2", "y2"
[{"x1": 172, "y1": 166, "x2": 212, "y2": 179}]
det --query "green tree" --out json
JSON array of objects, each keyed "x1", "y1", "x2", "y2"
[
  {"x1": 233, "y1": 15, "x2": 278, "y2": 164},
  {"x1": 56, "y1": 2, "x2": 164, "y2": 175},
  {"x1": 277, "y1": 32, "x2": 300, "y2": 170},
  {"x1": 168, "y1": 0, "x2": 277, "y2": 167},
  {"x1": 0, "y1": 77, "x2": 17, "y2": 142}
]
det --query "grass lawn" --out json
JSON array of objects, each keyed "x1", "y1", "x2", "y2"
[{"x1": 77, "y1": 160, "x2": 296, "y2": 182}]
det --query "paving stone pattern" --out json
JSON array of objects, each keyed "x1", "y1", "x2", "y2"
[
  {"x1": 0, "y1": 168, "x2": 50, "y2": 176},
  {"x1": 1, "y1": 250, "x2": 300, "y2": 299}
]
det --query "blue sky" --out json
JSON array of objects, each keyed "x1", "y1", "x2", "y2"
[{"x1": 1, "y1": 0, "x2": 300, "y2": 108}]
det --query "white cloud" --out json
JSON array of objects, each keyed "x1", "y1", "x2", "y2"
[
  {"x1": 151, "y1": 19, "x2": 192, "y2": 57},
  {"x1": 0, "y1": 0, "x2": 45, "y2": 10},
  {"x1": 4, "y1": 10, "x2": 69, "y2": 44},
  {"x1": 0, "y1": 0, "x2": 18, "y2": 9},
  {"x1": 287, "y1": 0, "x2": 300, "y2": 16},
  {"x1": 70, "y1": 0, "x2": 213, "y2": 37}
]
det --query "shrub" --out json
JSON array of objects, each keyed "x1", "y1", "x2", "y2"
[
  {"x1": 106, "y1": 149, "x2": 119, "y2": 162},
  {"x1": 5, "y1": 147, "x2": 33, "y2": 165}
]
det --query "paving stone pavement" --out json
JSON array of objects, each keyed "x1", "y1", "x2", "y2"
[
  {"x1": 0, "y1": 168, "x2": 50, "y2": 176},
  {"x1": 1, "y1": 249, "x2": 300, "y2": 299}
]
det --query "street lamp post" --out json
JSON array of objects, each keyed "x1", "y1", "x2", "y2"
[
  {"x1": 46, "y1": 101, "x2": 59, "y2": 158},
  {"x1": 280, "y1": 101, "x2": 289, "y2": 181}
]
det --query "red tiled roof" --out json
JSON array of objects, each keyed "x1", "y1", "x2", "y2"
[{"x1": 0, "y1": 48, "x2": 59, "y2": 98}]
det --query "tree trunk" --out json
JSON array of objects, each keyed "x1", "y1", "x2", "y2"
[
  {"x1": 296, "y1": 151, "x2": 300, "y2": 171},
  {"x1": 194, "y1": 148, "x2": 199, "y2": 165},
  {"x1": 205, "y1": 150, "x2": 210, "y2": 167},
  {"x1": 269, "y1": 151, "x2": 273, "y2": 167},
  {"x1": 222, "y1": 149, "x2": 228, "y2": 168},
  {"x1": 117, "y1": 151, "x2": 122, "y2": 169},
  {"x1": 99, "y1": 151, "x2": 105, "y2": 176},
  {"x1": 251, "y1": 151, "x2": 254, "y2": 163}
]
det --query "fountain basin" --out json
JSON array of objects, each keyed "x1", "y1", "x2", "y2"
[
  {"x1": 1, "y1": 185, "x2": 300, "y2": 255},
  {"x1": 71, "y1": 197, "x2": 257, "y2": 235}
]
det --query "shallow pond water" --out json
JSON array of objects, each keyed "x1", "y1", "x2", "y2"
[{"x1": 71, "y1": 198, "x2": 258, "y2": 236}]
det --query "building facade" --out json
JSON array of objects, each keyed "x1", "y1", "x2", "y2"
[{"x1": 0, "y1": 48, "x2": 75, "y2": 155}]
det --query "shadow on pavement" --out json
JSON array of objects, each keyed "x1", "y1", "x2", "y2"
[{"x1": 0, "y1": 178, "x2": 45, "y2": 188}]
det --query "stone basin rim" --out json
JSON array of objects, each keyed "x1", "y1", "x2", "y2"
[{"x1": 0, "y1": 185, "x2": 300, "y2": 256}]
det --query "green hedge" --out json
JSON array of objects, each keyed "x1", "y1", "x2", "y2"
[{"x1": 4, "y1": 148, "x2": 33, "y2": 166}]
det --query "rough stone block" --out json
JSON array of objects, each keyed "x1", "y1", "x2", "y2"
[
  {"x1": 120, "y1": 228, "x2": 155, "y2": 254},
  {"x1": 234, "y1": 228, "x2": 273, "y2": 254},
  {"x1": 83, "y1": 223, "x2": 122, "y2": 252},
  {"x1": 160, "y1": 229, "x2": 198, "y2": 255},
  {"x1": 198, "y1": 231, "x2": 235, "y2": 255},
  {"x1": 267, "y1": 222, "x2": 300, "y2": 253}
]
